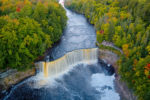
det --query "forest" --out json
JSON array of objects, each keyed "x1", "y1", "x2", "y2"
[
  {"x1": 0, "y1": 0, "x2": 67, "y2": 70},
  {"x1": 65, "y1": 0, "x2": 150, "y2": 100}
]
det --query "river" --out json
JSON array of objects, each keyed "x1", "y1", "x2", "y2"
[
  {"x1": 48, "y1": 9, "x2": 96, "y2": 61},
  {"x1": 3, "y1": 6, "x2": 120, "y2": 100}
]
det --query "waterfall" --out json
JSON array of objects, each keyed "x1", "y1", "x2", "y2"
[{"x1": 35, "y1": 48, "x2": 98, "y2": 77}]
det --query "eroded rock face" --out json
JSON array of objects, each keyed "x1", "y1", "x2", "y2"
[
  {"x1": 98, "y1": 59, "x2": 115, "y2": 76},
  {"x1": 0, "y1": 68, "x2": 35, "y2": 99},
  {"x1": 99, "y1": 49, "x2": 119, "y2": 67},
  {"x1": 99, "y1": 49, "x2": 137, "y2": 100}
]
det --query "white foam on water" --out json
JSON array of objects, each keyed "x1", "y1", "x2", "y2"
[
  {"x1": 90, "y1": 73, "x2": 120, "y2": 100},
  {"x1": 32, "y1": 61, "x2": 97, "y2": 89},
  {"x1": 101, "y1": 88, "x2": 120, "y2": 100},
  {"x1": 27, "y1": 73, "x2": 59, "y2": 88}
]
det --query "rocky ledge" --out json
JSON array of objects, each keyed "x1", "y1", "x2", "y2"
[
  {"x1": 99, "y1": 49, "x2": 137, "y2": 100},
  {"x1": 0, "y1": 68, "x2": 36, "y2": 99}
]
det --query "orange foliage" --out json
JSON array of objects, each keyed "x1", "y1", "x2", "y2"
[
  {"x1": 44, "y1": 2, "x2": 48, "y2": 7},
  {"x1": 97, "y1": 30, "x2": 104, "y2": 35},
  {"x1": 148, "y1": 75, "x2": 150, "y2": 79},
  {"x1": 107, "y1": 12, "x2": 112, "y2": 18},
  {"x1": 147, "y1": 64, "x2": 150, "y2": 68},
  {"x1": 133, "y1": 59, "x2": 138, "y2": 66},
  {"x1": 12, "y1": 19, "x2": 19, "y2": 25},
  {"x1": 100, "y1": 30, "x2": 104, "y2": 34},
  {"x1": 132, "y1": 80, "x2": 135, "y2": 83},
  {"x1": 122, "y1": 44, "x2": 129, "y2": 57},
  {"x1": 53, "y1": 3, "x2": 59, "y2": 7},
  {"x1": 16, "y1": 7, "x2": 21, "y2": 12},
  {"x1": 144, "y1": 63, "x2": 150, "y2": 78},
  {"x1": 16, "y1": 1, "x2": 24, "y2": 11},
  {"x1": 24, "y1": 0, "x2": 31, "y2": 5},
  {"x1": 144, "y1": 63, "x2": 150, "y2": 71}
]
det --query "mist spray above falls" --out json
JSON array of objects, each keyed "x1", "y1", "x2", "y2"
[{"x1": 35, "y1": 48, "x2": 98, "y2": 77}]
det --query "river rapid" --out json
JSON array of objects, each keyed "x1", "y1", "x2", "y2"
[{"x1": 3, "y1": 4, "x2": 120, "y2": 100}]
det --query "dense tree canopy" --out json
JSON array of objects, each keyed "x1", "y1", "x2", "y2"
[
  {"x1": 0, "y1": 0, "x2": 67, "y2": 70},
  {"x1": 65, "y1": 0, "x2": 150, "y2": 100}
]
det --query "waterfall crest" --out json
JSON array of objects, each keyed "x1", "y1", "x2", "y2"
[{"x1": 35, "y1": 48, "x2": 98, "y2": 77}]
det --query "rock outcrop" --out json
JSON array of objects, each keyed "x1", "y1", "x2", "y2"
[
  {"x1": 99, "y1": 49, "x2": 137, "y2": 100},
  {"x1": 0, "y1": 68, "x2": 35, "y2": 99}
]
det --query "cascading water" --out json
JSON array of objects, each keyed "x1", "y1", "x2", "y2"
[
  {"x1": 3, "y1": 1, "x2": 121, "y2": 99},
  {"x1": 36, "y1": 48, "x2": 98, "y2": 77}
]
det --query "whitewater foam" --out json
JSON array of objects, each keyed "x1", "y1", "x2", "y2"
[{"x1": 91, "y1": 73, "x2": 120, "y2": 100}]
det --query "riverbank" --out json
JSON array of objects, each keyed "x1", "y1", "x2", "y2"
[
  {"x1": 0, "y1": 39, "x2": 63, "y2": 100},
  {"x1": 99, "y1": 49, "x2": 137, "y2": 100},
  {"x1": 0, "y1": 68, "x2": 36, "y2": 99},
  {"x1": 0, "y1": 36, "x2": 65, "y2": 100}
]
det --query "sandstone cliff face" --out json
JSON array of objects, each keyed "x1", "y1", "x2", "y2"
[
  {"x1": 0, "y1": 68, "x2": 35, "y2": 99},
  {"x1": 99, "y1": 49, "x2": 137, "y2": 100}
]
